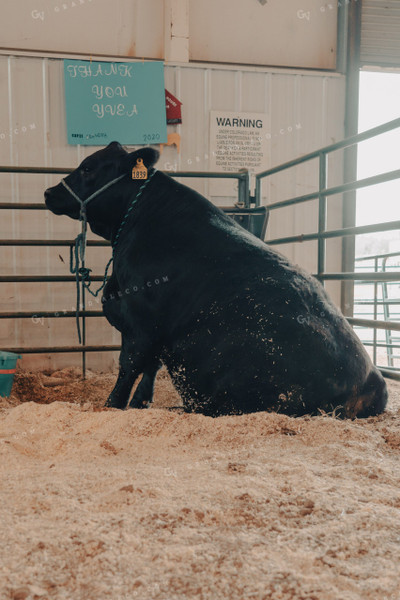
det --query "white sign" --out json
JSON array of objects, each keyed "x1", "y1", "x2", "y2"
[{"x1": 209, "y1": 111, "x2": 269, "y2": 175}]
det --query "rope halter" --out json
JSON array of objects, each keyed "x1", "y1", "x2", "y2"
[
  {"x1": 61, "y1": 173, "x2": 127, "y2": 222},
  {"x1": 61, "y1": 167, "x2": 157, "y2": 343}
]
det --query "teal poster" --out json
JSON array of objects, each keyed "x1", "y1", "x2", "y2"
[{"x1": 64, "y1": 60, "x2": 167, "y2": 146}]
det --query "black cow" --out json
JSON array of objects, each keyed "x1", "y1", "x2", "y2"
[{"x1": 44, "y1": 142, "x2": 388, "y2": 418}]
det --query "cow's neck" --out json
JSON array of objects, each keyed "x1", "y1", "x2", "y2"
[{"x1": 109, "y1": 169, "x2": 157, "y2": 250}]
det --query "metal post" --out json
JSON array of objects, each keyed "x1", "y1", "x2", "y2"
[
  {"x1": 255, "y1": 176, "x2": 261, "y2": 207},
  {"x1": 341, "y1": 0, "x2": 362, "y2": 317},
  {"x1": 317, "y1": 152, "x2": 328, "y2": 282},
  {"x1": 238, "y1": 170, "x2": 250, "y2": 207},
  {"x1": 373, "y1": 257, "x2": 378, "y2": 366},
  {"x1": 336, "y1": 0, "x2": 348, "y2": 74},
  {"x1": 382, "y1": 256, "x2": 394, "y2": 367},
  {"x1": 82, "y1": 261, "x2": 87, "y2": 379}
]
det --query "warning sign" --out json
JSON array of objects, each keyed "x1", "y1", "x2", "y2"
[{"x1": 209, "y1": 111, "x2": 269, "y2": 174}]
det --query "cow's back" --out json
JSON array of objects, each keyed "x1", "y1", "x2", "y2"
[{"x1": 113, "y1": 171, "x2": 386, "y2": 418}]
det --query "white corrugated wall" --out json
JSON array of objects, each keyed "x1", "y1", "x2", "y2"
[{"x1": 0, "y1": 55, "x2": 346, "y2": 369}]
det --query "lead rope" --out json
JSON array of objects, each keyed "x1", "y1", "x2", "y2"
[
  {"x1": 69, "y1": 228, "x2": 87, "y2": 344},
  {"x1": 68, "y1": 168, "x2": 157, "y2": 343}
]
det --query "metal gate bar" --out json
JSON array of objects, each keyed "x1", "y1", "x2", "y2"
[
  {"x1": 0, "y1": 166, "x2": 250, "y2": 206},
  {"x1": 354, "y1": 252, "x2": 400, "y2": 371}
]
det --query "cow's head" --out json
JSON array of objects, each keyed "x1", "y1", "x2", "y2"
[{"x1": 44, "y1": 142, "x2": 159, "y2": 239}]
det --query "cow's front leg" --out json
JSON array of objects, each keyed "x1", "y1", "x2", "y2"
[
  {"x1": 129, "y1": 359, "x2": 161, "y2": 409},
  {"x1": 105, "y1": 335, "x2": 148, "y2": 409}
]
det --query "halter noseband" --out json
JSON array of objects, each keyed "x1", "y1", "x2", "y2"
[{"x1": 61, "y1": 173, "x2": 127, "y2": 221}]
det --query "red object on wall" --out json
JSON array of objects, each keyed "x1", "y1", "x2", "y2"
[{"x1": 165, "y1": 89, "x2": 182, "y2": 124}]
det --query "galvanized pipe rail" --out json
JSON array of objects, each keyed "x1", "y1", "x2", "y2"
[
  {"x1": 255, "y1": 117, "x2": 400, "y2": 377},
  {"x1": 255, "y1": 117, "x2": 400, "y2": 201},
  {"x1": 255, "y1": 117, "x2": 400, "y2": 278},
  {"x1": 353, "y1": 252, "x2": 400, "y2": 371},
  {"x1": 0, "y1": 166, "x2": 251, "y2": 207}
]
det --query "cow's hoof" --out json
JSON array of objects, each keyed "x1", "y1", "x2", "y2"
[
  {"x1": 104, "y1": 396, "x2": 126, "y2": 409},
  {"x1": 128, "y1": 398, "x2": 151, "y2": 409}
]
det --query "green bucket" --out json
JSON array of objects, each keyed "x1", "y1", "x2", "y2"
[{"x1": 0, "y1": 351, "x2": 21, "y2": 397}]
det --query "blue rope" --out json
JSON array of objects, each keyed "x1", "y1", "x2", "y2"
[
  {"x1": 111, "y1": 169, "x2": 157, "y2": 251},
  {"x1": 69, "y1": 235, "x2": 86, "y2": 344},
  {"x1": 69, "y1": 169, "x2": 157, "y2": 343},
  {"x1": 83, "y1": 168, "x2": 157, "y2": 296}
]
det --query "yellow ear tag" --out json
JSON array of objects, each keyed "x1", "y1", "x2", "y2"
[{"x1": 131, "y1": 158, "x2": 148, "y2": 180}]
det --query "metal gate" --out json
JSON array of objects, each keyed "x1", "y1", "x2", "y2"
[
  {"x1": 254, "y1": 116, "x2": 400, "y2": 380},
  {"x1": 354, "y1": 252, "x2": 400, "y2": 372},
  {"x1": 1, "y1": 117, "x2": 400, "y2": 378}
]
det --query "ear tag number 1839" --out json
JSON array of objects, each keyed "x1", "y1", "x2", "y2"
[{"x1": 132, "y1": 158, "x2": 148, "y2": 180}]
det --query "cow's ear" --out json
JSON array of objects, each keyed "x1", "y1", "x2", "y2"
[
  {"x1": 120, "y1": 147, "x2": 160, "y2": 173},
  {"x1": 108, "y1": 141, "x2": 125, "y2": 152}
]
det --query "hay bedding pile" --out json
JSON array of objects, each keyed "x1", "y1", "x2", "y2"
[{"x1": 1, "y1": 369, "x2": 400, "y2": 600}]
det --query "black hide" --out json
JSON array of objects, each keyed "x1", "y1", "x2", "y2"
[{"x1": 44, "y1": 142, "x2": 388, "y2": 418}]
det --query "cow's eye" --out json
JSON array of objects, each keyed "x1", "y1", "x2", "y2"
[{"x1": 82, "y1": 166, "x2": 91, "y2": 173}]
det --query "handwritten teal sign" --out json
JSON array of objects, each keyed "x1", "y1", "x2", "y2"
[{"x1": 64, "y1": 59, "x2": 167, "y2": 146}]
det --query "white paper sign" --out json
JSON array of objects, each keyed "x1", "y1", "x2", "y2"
[{"x1": 209, "y1": 111, "x2": 269, "y2": 174}]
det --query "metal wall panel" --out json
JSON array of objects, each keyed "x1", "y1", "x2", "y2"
[
  {"x1": 0, "y1": 55, "x2": 346, "y2": 369},
  {"x1": 361, "y1": 0, "x2": 400, "y2": 68},
  {"x1": 0, "y1": 0, "x2": 164, "y2": 59},
  {"x1": 189, "y1": 0, "x2": 338, "y2": 70}
]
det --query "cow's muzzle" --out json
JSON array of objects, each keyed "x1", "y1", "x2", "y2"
[{"x1": 44, "y1": 187, "x2": 79, "y2": 218}]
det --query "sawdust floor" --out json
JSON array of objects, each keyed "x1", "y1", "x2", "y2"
[{"x1": 1, "y1": 368, "x2": 400, "y2": 600}]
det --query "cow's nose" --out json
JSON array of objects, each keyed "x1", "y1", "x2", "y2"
[
  {"x1": 44, "y1": 189, "x2": 55, "y2": 208},
  {"x1": 44, "y1": 189, "x2": 54, "y2": 204}
]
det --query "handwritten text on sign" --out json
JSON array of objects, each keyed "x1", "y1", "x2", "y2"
[{"x1": 64, "y1": 60, "x2": 167, "y2": 146}]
